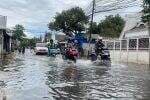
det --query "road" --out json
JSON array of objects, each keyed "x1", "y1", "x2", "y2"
[{"x1": 0, "y1": 49, "x2": 150, "y2": 100}]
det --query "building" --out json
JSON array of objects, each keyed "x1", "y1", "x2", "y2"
[
  {"x1": 120, "y1": 12, "x2": 149, "y2": 39},
  {"x1": 44, "y1": 32, "x2": 52, "y2": 42},
  {"x1": 0, "y1": 15, "x2": 12, "y2": 56},
  {"x1": 0, "y1": 15, "x2": 7, "y2": 58}
]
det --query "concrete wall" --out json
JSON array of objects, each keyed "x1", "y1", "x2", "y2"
[
  {"x1": 110, "y1": 50, "x2": 149, "y2": 64},
  {"x1": 82, "y1": 43, "x2": 149, "y2": 64}
]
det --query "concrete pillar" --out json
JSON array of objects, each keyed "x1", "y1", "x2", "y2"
[
  {"x1": 127, "y1": 39, "x2": 129, "y2": 63},
  {"x1": 0, "y1": 30, "x2": 3, "y2": 66},
  {"x1": 149, "y1": 37, "x2": 150, "y2": 66},
  {"x1": 120, "y1": 40, "x2": 122, "y2": 61},
  {"x1": 136, "y1": 38, "x2": 139, "y2": 63},
  {"x1": 113, "y1": 40, "x2": 116, "y2": 61}
]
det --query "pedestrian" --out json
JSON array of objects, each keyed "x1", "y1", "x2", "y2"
[
  {"x1": 22, "y1": 46, "x2": 25, "y2": 54},
  {"x1": 18, "y1": 46, "x2": 22, "y2": 53}
]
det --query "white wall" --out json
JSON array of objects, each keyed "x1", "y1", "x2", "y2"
[
  {"x1": 0, "y1": 16, "x2": 7, "y2": 29},
  {"x1": 110, "y1": 50, "x2": 149, "y2": 64}
]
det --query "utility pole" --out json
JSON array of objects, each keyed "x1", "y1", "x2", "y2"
[
  {"x1": 148, "y1": 21, "x2": 150, "y2": 67},
  {"x1": 87, "y1": 0, "x2": 96, "y2": 58},
  {"x1": 89, "y1": 0, "x2": 96, "y2": 41}
]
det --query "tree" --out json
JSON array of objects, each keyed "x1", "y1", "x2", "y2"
[
  {"x1": 48, "y1": 7, "x2": 89, "y2": 35},
  {"x1": 142, "y1": 0, "x2": 150, "y2": 23},
  {"x1": 88, "y1": 22, "x2": 99, "y2": 34},
  {"x1": 98, "y1": 15, "x2": 125, "y2": 38},
  {"x1": 12, "y1": 24, "x2": 26, "y2": 41}
]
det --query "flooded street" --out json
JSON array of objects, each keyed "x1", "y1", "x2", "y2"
[{"x1": 0, "y1": 50, "x2": 150, "y2": 100}]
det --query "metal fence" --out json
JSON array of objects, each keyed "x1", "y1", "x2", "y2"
[{"x1": 104, "y1": 37, "x2": 150, "y2": 64}]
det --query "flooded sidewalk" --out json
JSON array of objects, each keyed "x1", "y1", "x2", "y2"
[{"x1": 0, "y1": 50, "x2": 150, "y2": 100}]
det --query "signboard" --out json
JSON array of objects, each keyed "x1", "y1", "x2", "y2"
[{"x1": 0, "y1": 15, "x2": 7, "y2": 29}]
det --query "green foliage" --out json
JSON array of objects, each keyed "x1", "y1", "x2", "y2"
[
  {"x1": 88, "y1": 22, "x2": 99, "y2": 34},
  {"x1": 20, "y1": 37, "x2": 38, "y2": 48},
  {"x1": 48, "y1": 7, "x2": 89, "y2": 34},
  {"x1": 142, "y1": 0, "x2": 150, "y2": 23},
  {"x1": 88, "y1": 15, "x2": 125, "y2": 38},
  {"x1": 100, "y1": 15, "x2": 125, "y2": 37},
  {"x1": 28, "y1": 38, "x2": 37, "y2": 47},
  {"x1": 12, "y1": 24, "x2": 26, "y2": 41},
  {"x1": 20, "y1": 38, "x2": 28, "y2": 48}
]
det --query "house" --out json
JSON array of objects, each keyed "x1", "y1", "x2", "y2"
[
  {"x1": 120, "y1": 12, "x2": 149, "y2": 39},
  {"x1": 0, "y1": 15, "x2": 12, "y2": 56}
]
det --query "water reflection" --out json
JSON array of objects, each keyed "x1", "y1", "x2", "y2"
[
  {"x1": 45, "y1": 60, "x2": 150, "y2": 99},
  {"x1": 45, "y1": 60, "x2": 110, "y2": 100},
  {"x1": 0, "y1": 51, "x2": 150, "y2": 100}
]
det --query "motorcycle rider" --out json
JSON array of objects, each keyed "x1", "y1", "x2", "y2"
[{"x1": 95, "y1": 37, "x2": 105, "y2": 56}]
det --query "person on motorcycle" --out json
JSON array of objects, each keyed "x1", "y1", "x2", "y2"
[
  {"x1": 95, "y1": 38, "x2": 105, "y2": 56},
  {"x1": 65, "y1": 44, "x2": 79, "y2": 62}
]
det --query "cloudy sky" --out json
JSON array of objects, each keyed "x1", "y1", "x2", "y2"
[
  {"x1": 0, "y1": 0, "x2": 90, "y2": 37},
  {"x1": 0, "y1": 0, "x2": 142, "y2": 37}
]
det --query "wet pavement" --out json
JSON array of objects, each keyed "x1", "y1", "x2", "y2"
[{"x1": 0, "y1": 49, "x2": 150, "y2": 100}]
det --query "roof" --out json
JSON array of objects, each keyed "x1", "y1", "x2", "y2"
[
  {"x1": 123, "y1": 22, "x2": 148, "y2": 38},
  {"x1": 119, "y1": 12, "x2": 144, "y2": 39}
]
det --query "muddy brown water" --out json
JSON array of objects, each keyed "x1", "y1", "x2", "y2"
[{"x1": 0, "y1": 50, "x2": 150, "y2": 100}]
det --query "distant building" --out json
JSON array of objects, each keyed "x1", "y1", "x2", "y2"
[{"x1": 44, "y1": 32, "x2": 52, "y2": 42}]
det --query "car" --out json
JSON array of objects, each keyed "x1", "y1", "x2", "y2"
[{"x1": 35, "y1": 43, "x2": 48, "y2": 55}]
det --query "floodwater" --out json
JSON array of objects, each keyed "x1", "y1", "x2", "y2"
[{"x1": 0, "y1": 50, "x2": 150, "y2": 100}]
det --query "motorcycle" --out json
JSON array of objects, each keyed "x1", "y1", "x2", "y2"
[
  {"x1": 65, "y1": 48, "x2": 79, "y2": 62},
  {"x1": 89, "y1": 47, "x2": 111, "y2": 66}
]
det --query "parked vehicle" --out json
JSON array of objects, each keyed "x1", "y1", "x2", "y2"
[{"x1": 35, "y1": 43, "x2": 48, "y2": 55}]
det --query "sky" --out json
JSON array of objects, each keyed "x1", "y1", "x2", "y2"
[
  {"x1": 0, "y1": 0, "x2": 90, "y2": 37},
  {"x1": 0, "y1": 0, "x2": 142, "y2": 38}
]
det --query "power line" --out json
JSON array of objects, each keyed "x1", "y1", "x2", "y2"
[
  {"x1": 85, "y1": 0, "x2": 142, "y2": 16},
  {"x1": 89, "y1": 0, "x2": 96, "y2": 40}
]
